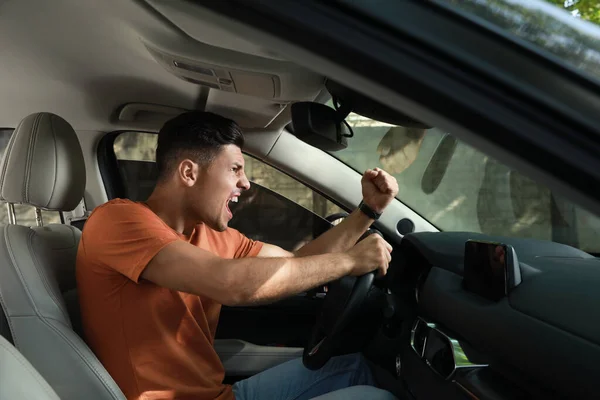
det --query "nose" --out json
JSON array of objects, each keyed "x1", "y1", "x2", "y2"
[{"x1": 238, "y1": 171, "x2": 250, "y2": 191}]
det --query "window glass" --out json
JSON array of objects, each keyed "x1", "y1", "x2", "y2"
[
  {"x1": 444, "y1": 0, "x2": 600, "y2": 82},
  {"x1": 114, "y1": 132, "x2": 157, "y2": 161},
  {"x1": 228, "y1": 183, "x2": 333, "y2": 251},
  {"x1": 112, "y1": 131, "x2": 345, "y2": 218},
  {"x1": 0, "y1": 129, "x2": 60, "y2": 226},
  {"x1": 243, "y1": 156, "x2": 344, "y2": 219},
  {"x1": 330, "y1": 113, "x2": 600, "y2": 253}
]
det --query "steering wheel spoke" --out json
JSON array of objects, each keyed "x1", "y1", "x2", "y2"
[{"x1": 302, "y1": 229, "x2": 382, "y2": 370}]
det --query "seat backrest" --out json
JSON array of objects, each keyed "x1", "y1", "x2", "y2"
[
  {"x1": 0, "y1": 112, "x2": 125, "y2": 400},
  {"x1": 0, "y1": 335, "x2": 60, "y2": 400}
]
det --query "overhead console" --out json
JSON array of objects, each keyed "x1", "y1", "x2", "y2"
[
  {"x1": 146, "y1": 44, "x2": 283, "y2": 100},
  {"x1": 141, "y1": 0, "x2": 324, "y2": 102}
]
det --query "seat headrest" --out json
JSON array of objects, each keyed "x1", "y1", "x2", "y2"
[{"x1": 0, "y1": 113, "x2": 86, "y2": 211}]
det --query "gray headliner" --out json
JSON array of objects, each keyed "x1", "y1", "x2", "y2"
[
  {"x1": 0, "y1": 0, "x2": 322, "y2": 131},
  {"x1": 0, "y1": 0, "x2": 436, "y2": 236}
]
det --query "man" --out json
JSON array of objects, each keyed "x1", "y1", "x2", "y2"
[{"x1": 77, "y1": 111, "x2": 399, "y2": 400}]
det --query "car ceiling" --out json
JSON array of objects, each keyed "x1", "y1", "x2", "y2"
[{"x1": 0, "y1": 0, "x2": 326, "y2": 132}]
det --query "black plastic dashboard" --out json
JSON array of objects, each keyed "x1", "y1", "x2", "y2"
[{"x1": 392, "y1": 231, "x2": 600, "y2": 399}]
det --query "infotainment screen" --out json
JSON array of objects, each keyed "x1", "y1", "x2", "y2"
[{"x1": 463, "y1": 240, "x2": 520, "y2": 301}]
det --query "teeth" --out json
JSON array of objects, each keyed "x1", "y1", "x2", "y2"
[{"x1": 231, "y1": 197, "x2": 238, "y2": 203}]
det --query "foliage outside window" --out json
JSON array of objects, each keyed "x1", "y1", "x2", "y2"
[{"x1": 445, "y1": 0, "x2": 600, "y2": 82}]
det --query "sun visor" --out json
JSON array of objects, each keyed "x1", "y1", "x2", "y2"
[{"x1": 325, "y1": 80, "x2": 432, "y2": 129}]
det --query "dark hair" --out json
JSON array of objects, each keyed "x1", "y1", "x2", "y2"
[{"x1": 155, "y1": 111, "x2": 244, "y2": 180}]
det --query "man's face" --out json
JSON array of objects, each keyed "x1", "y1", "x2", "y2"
[{"x1": 187, "y1": 145, "x2": 250, "y2": 231}]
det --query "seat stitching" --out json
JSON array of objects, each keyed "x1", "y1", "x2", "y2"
[
  {"x1": 1, "y1": 225, "x2": 23, "y2": 349},
  {"x1": 3, "y1": 226, "x2": 44, "y2": 336},
  {"x1": 0, "y1": 339, "x2": 59, "y2": 399},
  {"x1": 26, "y1": 228, "x2": 71, "y2": 323},
  {"x1": 37, "y1": 314, "x2": 124, "y2": 399},
  {"x1": 24, "y1": 114, "x2": 42, "y2": 203},
  {"x1": 3, "y1": 225, "x2": 123, "y2": 399},
  {"x1": 47, "y1": 114, "x2": 58, "y2": 208},
  {"x1": 0, "y1": 275, "x2": 18, "y2": 347}
]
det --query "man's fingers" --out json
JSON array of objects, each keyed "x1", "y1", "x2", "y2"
[
  {"x1": 376, "y1": 236, "x2": 391, "y2": 251},
  {"x1": 385, "y1": 240, "x2": 393, "y2": 253},
  {"x1": 373, "y1": 172, "x2": 394, "y2": 189},
  {"x1": 375, "y1": 174, "x2": 399, "y2": 195}
]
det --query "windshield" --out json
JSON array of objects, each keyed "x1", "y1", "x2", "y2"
[
  {"x1": 444, "y1": 0, "x2": 600, "y2": 82},
  {"x1": 331, "y1": 113, "x2": 600, "y2": 254}
]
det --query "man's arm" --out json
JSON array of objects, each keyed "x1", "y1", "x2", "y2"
[
  {"x1": 294, "y1": 209, "x2": 373, "y2": 256},
  {"x1": 256, "y1": 209, "x2": 372, "y2": 258},
  {"x1": 141, "y1": 235, "x2": 391, "y2": 306},
  {"x1": 258, "y1": 168, "x2": 399, "y2": 258}
]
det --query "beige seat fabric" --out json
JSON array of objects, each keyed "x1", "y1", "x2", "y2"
[
  {"x1": 0, "y1": 335, "x2": 60, "y2": 400},
  {"x1": 0, "y1": 113, "x2": 125, "y2": 400}
]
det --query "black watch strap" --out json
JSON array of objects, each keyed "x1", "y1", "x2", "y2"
[{"x1": 358, "y1": 200, "x2": 381, "y2": 220}]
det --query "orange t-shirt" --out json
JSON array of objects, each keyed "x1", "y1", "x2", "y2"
[{"x1": 76, "y1": 199, "x2": 263, "y2": 400}]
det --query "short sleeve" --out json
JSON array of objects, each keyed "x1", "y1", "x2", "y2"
[
  {"x1": 80, "y1": 201, "x2": 180, "y2": 282},
  {"x1": 228, "y1": 229, "x2": 264, "y2": 259}
]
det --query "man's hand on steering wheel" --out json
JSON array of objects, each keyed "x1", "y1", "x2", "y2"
[
  {"x1": 346, "y1": 234, "x2": 392, "y2": 278},
  {"x1": 302, "y1": 169, "x2": 398, "y2": 370}
]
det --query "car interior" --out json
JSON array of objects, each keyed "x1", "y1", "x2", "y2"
[{"x1": 1, "y1": 1, "x2": 600, "y2": 400}]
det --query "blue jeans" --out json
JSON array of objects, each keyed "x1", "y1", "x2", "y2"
[{"x1": 232, "y1": 353, "x2": 397, "y2": 400}]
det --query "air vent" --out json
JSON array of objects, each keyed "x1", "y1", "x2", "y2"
[
  {"x1": 410, "y1": 318, "x2": 488, "y2": 380},
  {"x1": 410, "y1": 318, "x2": 430, "y2": 357}
]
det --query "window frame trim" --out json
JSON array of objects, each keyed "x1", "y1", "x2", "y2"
[{"x1": 98, "y1": 130, "x2": 351, "y2": 216}]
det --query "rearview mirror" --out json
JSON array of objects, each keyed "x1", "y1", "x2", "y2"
[{"x1": 290, "y1": 102, "x2": 350, "y2": 152}]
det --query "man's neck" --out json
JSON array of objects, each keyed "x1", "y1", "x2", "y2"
[{"x1": 145, "y1": 186, "x2": 196, "y2": 236}]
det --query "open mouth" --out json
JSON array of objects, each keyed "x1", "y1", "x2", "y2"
[{"x1": 225, "y1": 195, "x2": 239, "y2": 219}]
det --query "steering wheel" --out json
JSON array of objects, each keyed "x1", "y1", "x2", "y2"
[
  {"x1": 324, "y1": 212, "x2": 349, "y2": 224},
  {"x1": 302, "y1": 229, "x2": 381, "y2": 370}
]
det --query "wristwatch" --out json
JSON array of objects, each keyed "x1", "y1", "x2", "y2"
[{"x1": 358, "y1": 200, "x2": 381, "y2": 220}]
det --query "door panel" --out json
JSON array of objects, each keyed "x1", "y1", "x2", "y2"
[
  {"x1": 217, "y1": 183, "x2": 334, "y2": 347},
  {"x1": 215, "y1": 339, "x2": 303, "y2": 377}
]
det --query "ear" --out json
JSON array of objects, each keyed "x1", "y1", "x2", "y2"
[{"x1": 177, "y1": 159, "x2": 200, "y2": 187}]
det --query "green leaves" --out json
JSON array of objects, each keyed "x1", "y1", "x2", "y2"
[{"x1": 546, "y1": 0, "x2": 600, "y2": 25}]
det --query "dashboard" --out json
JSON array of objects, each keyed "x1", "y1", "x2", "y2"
[{"x1": 386, "y1": 231, "x2": 600, "y2": 400}]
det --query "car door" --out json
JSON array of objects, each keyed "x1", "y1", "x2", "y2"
[{"x1": 193, "y1": 0, "x2": 600, "y2": 397}]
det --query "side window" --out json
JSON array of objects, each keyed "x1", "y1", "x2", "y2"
[
  {"x1": 112, "y1": 132, "x2": 345, "y2": 250},
  {"x1": 0, "y1": 129, "x2": 61, "y2": 226}
]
